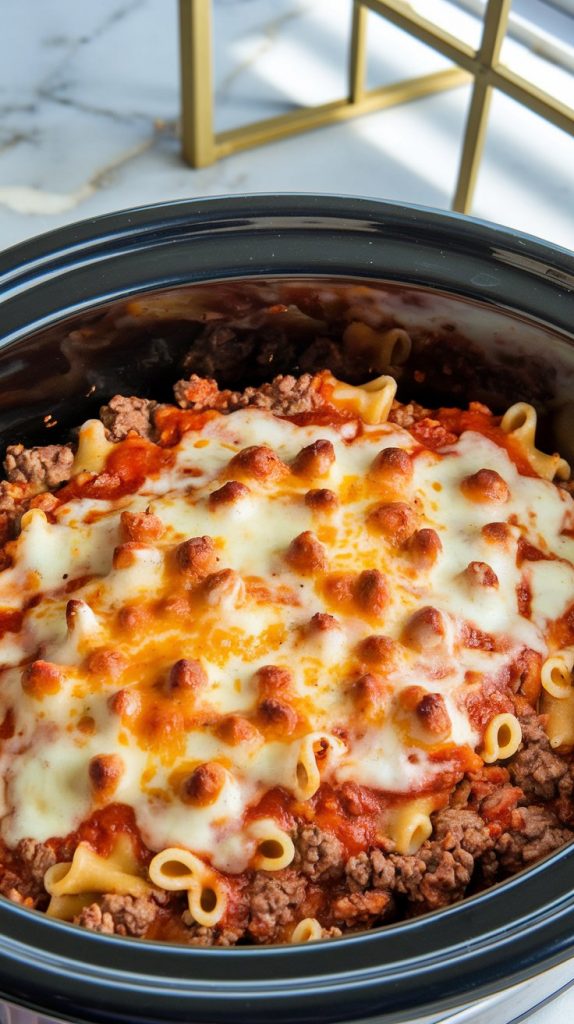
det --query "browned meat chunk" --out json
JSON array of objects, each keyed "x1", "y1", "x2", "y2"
[
  {"x1": 75, "y1": 893, "x2": 161, "y2": 937},
  {"x1": 510, "y1": 708, "x2": 572, "y2": 801},
  {"x1": 331, "y1": 889, "x2": 392, "y2": 927},
  {"x1": 181, "y1": 922, "x2": 244, "y2": 946},
  {"x1": 345, "y1": 847, "x2": 396, "y2": 893},
  {"x1": 494, "y1": 805, "x2": 573, "y2": 874},
  {"x1": 3, "y1": 444, "x2": 73, "y2": 488},
  {"x1": 174, "y1": 372, "x2": 325, "y2": 417},
  {"x1": 392, "y1": 842, "x2": 474, "y2": 910},
  {"x1": 431, "y1": 808, "x2": 493, "y2": 858},
  {"x1": 173, "y1": 375, "x2": 239, "y2": 411},
  {"x1": 16, "y1": 838, "x2": 57, "y2": 885},
  {"x1": 99, "y1": 395, "x2": 157, "y2": 441},
  {"x1": 387, "y1": 400, "x2": 431, "y2": 428},
  {"x1": 236, "y1": 374, "x2": 322, "y2": 416},
  {"x1": 248, "y1": 870, "x2": 307, "y2": 943},
  {"x1": 294, "y1": 824, "x2": 344, "y2": 881}
]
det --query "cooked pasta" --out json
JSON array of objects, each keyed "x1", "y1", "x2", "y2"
[
  {"x1": 542, "y1": 690, "x2": 574, "y2": 751},
  {"x1": 186, "y1": 872, "x2": 227, "y2": 928},
  {"x1": 329, "y1": 374, "x2": 397, "y2": 424},
  {"x1": 148, "y1": 848, "x2": 207, "y2": 892},
  {"x1": 291, "y1": 918, "x2": 323, "y2": 943},
  {"x1": 481, "y1": 714, "x2": 522, "y2": 764},
  {"x1": 389, "y1": 799, "x2": 434, "y2": 855},
  {"x1": 501, "y1": 402, "x2": 569, "y2": 480},
  {"x1": 342, "y1": 322, "x2": 412, "y2": 371},
  {"x1": 44, "y1": 839, "x2": 151, "y2": 899},
  {"x1": 249, "y1": 818, "x2": 295, "y2": 871},
  {"x1": 541, "y1": 651, "x2": 574, "y2": 699}
]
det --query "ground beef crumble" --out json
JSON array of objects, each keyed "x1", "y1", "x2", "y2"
[
  {"x1": 509, "y1": 707, "x2": 573, "y2": 802},
  {"x1": 99, "y1": 395, "x2": 158, "y2": 441},
  {"x1": 173, "y1": 372, "x2": 322, "y2": 417},
  {"x1": 3, "y1": 444, "x2": 74, "y2": 488},
  {"x1": 293, "y1": 824, "x2": 344, "y2": 881},
  {"x1": 75, "y1": 893, "x2": 164, "y2": 937},
  {"x1": 247, "y1": 870, "x2": 307, "y2": 943}
]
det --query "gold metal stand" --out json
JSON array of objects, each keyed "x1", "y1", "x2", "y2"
[{"x1": 179, "y1": 0, "x2": 574, "y2": 215}]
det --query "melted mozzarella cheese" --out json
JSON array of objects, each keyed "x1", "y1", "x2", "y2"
[{"x1": 1, "y1": 408, "x2": 573, "y2": 871}]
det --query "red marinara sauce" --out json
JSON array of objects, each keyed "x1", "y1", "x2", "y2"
[
  {"x1": 57, "y1": 437, "x2": 176, "y2": 502},
  {"x1": 434, "y1": 406, "x2": 537, "y2": 477},
  {"x1": 66, "y1": 804, "x2": 150, "y2": 864}
]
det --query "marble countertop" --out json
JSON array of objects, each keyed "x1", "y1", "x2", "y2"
[
  {"x1": 0, "y1": 0, "x2": 572, "y2": 251},
  {"x1": 0, "y1": 2, "x2": 573, "y2": 1021}
]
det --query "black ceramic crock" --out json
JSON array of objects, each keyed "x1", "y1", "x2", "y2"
[{"x1": 0, "y1": 195, "x2": 574, "y2": 1024}]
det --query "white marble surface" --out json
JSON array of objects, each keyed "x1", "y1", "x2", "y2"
[
  {"x1": 0, "y1": 2, "x2": 573, "y2": 1021},
  {"x1": 0, "y1": 0, "x2": 572, "y2": 251}
]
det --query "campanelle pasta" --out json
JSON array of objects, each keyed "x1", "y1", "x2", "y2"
[
  {"x1": 45, "y1": 837, "x2": 151, "y2": 915},
  {"x1": 329, "y1": 374, "x2": 398, "y2": 424},
  {"x1": 500, "y1": 402, "x2": 570, "y2": 481},
  {"x1": 1, "y1": 366, "x2": 574, "y2": 945}
]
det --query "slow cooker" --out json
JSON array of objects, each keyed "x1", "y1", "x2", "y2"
[{"x1": 0, "y1": 195, "x2": 573, "y2": 1024}]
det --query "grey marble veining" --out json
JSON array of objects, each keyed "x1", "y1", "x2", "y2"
[{"x1": 0, "y1": 0, "x2": 572, "y2": 247}]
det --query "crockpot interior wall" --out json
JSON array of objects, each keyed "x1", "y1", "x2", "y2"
[{"x1": 1, "y1": 278, "x2": 574, "y2": 455}]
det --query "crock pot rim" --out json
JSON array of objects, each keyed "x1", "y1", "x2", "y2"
[{"x1": 0, "y1": 194, "x2": 573, "y2": 350}]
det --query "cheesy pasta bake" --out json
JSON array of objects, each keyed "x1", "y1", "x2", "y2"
[{"x1": 1, "y1": 363, "x2": 574, "y2": 946}]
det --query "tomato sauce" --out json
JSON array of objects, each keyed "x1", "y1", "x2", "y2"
[
  {"x1": 58, "y1": 438, "x2": 176, "y2": 502},
  {"x1": 464, "y1": 683, "x2": 514, "y2": 731},
  {"x1": 435, "y1": 407, "x2": 537, "y2": 476},
  {"x1": 0, "y1": 609, "x2": 23, "y2": 639},
  {"x1": 517, "y1": 537, "x2": 555, "y2": 566},
  {"x1": 69, "y1": 803, "x2": 150, "y2": 863},
  {"x1": 287, "y1": 406, "x2": 358, "y2": 429},
  {"x1": 154, "y1": 406, "x2": 217, "y2": 446},
  {"x1": 549, "y1": 602, "x2": 574, "y2": 648}
]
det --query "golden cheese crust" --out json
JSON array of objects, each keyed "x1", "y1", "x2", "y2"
[{"x1": 1, "y1": 372, "x2": 574, "y2": 944}]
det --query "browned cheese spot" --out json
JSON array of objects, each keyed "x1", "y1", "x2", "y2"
[
  {"x1": 254, "y1": 664, "x2": 293, "y2": 699},
  {"x1": 402, "y1": 606, "x2": 446, "y2": 651},
  {"x1": 406, "y1": 528, "x2": 442, "y2": 568},
  {"x1": 481, "y1": 521, "x2": 512, "y2": 545},
  {"x1": 463, "y1": 561, "x2": 499, "y2": 588},
  {"x1": 216, "y1": 715, "x2": 262, "y2": 746},
  {"x1": 285, "y1": 531, "x2": 328, "y2": 574},
  {"x1": 367, "y1": 501, "x2": 418, "y2": 546},
  {"x1": 88, "y1": 753, "x2": 125, "y2": 797},
  {"x1": 354, "y1": 569, "x2": 389, "y2": 617},
  {"x1": 257, "y1": 697, "x2": 298, "y2": 735},
  {"x1": 304, "y1": 488, "x2": 339, "y2": 512},
  {"x1": 292, "y1": 439, "x2": 336, "y2": 478},
  {"x1": 351, "y1": 672, "x2": 388, "y2": 718},
  {"x1": 87, "y1": 648, "x2": 127, "y2": 681},
  {"x1": 21, "y1": 660, "x2": 62, "y2": 699},
  {"x1": 166, "y1": 658, "x2": 208, "y2": 693},
  {"x1": 356, "y1": 634, "x2": 397, "y2": 668},
  {"x1": 121, "y1": 510, "x2": 165, "y2": 542},
  {"x1": 229, "y1": 445, "x2": 287, "y2": 482},
  {"x1": 370, "y1": 447, "x2": 413, "y2": 486},
  {"x1": 180, "y1": 762, "x2": 226, "y2": 806},
  {"x1": 460, "y1": 468, "x2": 510, "y2": 504},
  {"x1": 208, "y1": 480, "x2": 251, "y2": 508},
  {"x1": 107, "y1": 688, "x2": 141, "y2": 718},
  {"x1": 176, "y1": 536, "x2": 217, "y2": 582}
]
